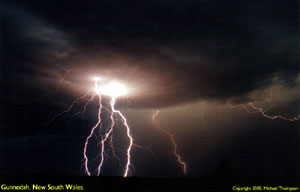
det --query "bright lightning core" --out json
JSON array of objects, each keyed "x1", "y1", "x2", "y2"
[{"x1": 96, "y1": 82, "x2": 127, "y2": 97}]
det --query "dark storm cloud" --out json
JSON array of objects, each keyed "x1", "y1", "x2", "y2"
[
  {"x1": 1, "y1": 0, "x2": 300, "y2": 108},
  {"x1": 0, "y1": 2, "x2": 74, "y2": 75}
]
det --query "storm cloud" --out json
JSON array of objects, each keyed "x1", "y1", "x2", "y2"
[
  {"x1": 1, "y1": 0, "x2": 300, "y2": 179},
  {"x1": 1, "y1": 0, "x2": 300, "y2": 108}
]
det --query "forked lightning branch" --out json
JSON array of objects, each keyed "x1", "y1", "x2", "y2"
[
  {"x1": 49, "y1": 77, "x2": 187, "y2": 177},
  {"x1": 83, "y1": 77, "x2": 133, "y2": 177}
]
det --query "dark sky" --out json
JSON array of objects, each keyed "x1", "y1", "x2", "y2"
[{"x1": 0, "y1": 0, "x2": 300, "y2": 177}]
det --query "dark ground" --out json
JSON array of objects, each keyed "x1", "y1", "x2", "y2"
[{"x1": 1, "y1": 172, "x2": 300, "y2": 192}]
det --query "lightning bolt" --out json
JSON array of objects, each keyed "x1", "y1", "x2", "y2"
[
  {"x1": 248, "y1": 102, "x2": 300, "y2": 121},
  {"x1": 83, "y1": 93, "x2": 102, "y2": 176},
  {"x1": 88, "y1": 78, "x2": 133, "y2": 177},
  {"x1": 152, "y1": 110, "x2": 187, "y2": 175},
  {"x1": 83, "y1": 78, "x2": 103, "y2": 176},
  {"x1": 110, "y1": 96, "x2": 133, "y2": 177},
  {"x1": 229, "y1": 90, "x2": 300, "y2": 121},
  {"x1": 97, "y1": 96, "x2": 133, "y2": 176},
  {"x1": 45, "y1": 90, "x2": 93, "y2": 127},
  {"x1": 49, "y1": 77, "x2": 134, "y2": 177},
  {"x1": 97, "y1": 103, "x2": 113, "y2": 176}
]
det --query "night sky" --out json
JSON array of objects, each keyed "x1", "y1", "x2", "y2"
[{"x1": 1, "y1": 0, "x2": 300, "y2": 179}]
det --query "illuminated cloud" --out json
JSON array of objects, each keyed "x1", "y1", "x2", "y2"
[{"x1": 1, "y1": 1, "x2": 300, "y2": 108}]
